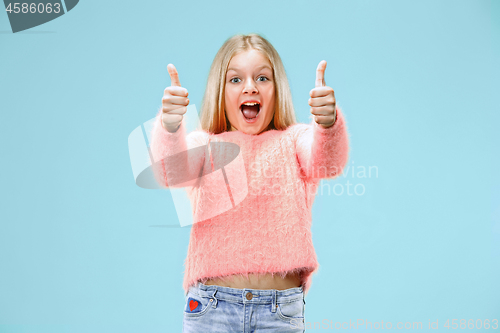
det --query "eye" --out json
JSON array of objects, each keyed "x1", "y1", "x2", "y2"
[
  {"x1": 229, "y1": 77, "x2": 241, "y2": 83},
  {"x1": 257, "y1": 76, "x2": 269, "y2": 82}
]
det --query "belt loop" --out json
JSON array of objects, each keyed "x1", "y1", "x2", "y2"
[
  {"x1": 211, "y1": 288, "x2": 218, "y2": 308},
  {"x1": 271, "y1": 289, "x2": 276, "y2": 313}
]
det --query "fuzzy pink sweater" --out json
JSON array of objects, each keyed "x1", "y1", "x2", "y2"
[{"x1": 150, "y1": 107, "x2": 349, "y2": 296}]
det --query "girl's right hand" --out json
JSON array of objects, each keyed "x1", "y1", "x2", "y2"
[{"x1": 161, "y1": 64, "x2": 189, "y2": 133}]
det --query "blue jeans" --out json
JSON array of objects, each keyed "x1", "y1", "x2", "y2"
[{"x1": 182, "y1": 282, "x2": 306, "y2": 333}]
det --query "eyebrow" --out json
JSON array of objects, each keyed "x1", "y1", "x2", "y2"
[{"x1": 227, "y1": 64, "x2": 272, "y2": 72}]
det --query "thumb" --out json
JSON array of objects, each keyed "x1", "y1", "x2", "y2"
[
  {"x1": 167, "y1": 63, "x2": 181, "y2": 87},
  {"x1": 315, "y1": 60, "x2": 327, "y2": 88}
]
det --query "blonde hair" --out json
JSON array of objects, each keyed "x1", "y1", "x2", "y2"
[{"x1": 199, "y1": 33, "x2": 297, "y2": 134}]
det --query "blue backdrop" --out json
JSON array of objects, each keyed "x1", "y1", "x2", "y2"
[{"x1": 1, "y1": 0, "x2": 499, "y2": 332}]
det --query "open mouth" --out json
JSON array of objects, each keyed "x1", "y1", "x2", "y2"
[{"x1": 240, "y1": 102, "x2": 260, "y2": 121}]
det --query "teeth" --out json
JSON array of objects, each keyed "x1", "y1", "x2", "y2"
[{"x1": 241, "y1": 102, "x2": 260, "y2": 106}]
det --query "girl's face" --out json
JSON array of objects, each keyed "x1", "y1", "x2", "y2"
[{"x1": 224, "y1": 49, "x2": 275, "y2": 135}]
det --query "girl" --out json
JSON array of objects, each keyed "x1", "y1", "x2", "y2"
[{"x1": 150, "y1": 33, "x2": 349, "y2": 332}]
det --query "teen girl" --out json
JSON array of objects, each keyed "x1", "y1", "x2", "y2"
[{"x1": 150, "y1": 33, "x2": 350, "y2": 332}]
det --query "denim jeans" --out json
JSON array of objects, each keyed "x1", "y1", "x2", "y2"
[{"x1": 182, "y1": 282, "x2": 306, "y2": 333}]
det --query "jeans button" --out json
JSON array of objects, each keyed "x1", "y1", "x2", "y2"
[{"x1": 246, "y1": 292, "x2": 253, "y2": 300}]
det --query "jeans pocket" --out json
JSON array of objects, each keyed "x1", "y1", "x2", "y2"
[
  {"x1": 276, "y1": 298, "x2": 305, "y2": 324},
  {"x1": 183, "y1": 292, "x2": 213, "y2": 318}
]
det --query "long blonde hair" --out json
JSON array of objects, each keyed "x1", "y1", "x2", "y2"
[{"x1": 199, "y1": 33, "x2": 297, "y2": 134}]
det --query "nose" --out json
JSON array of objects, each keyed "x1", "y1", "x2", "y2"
[{"x1": 242, "y1": 79, "x2": 258, "y2": 94}]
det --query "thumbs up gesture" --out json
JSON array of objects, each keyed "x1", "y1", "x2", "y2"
[
  {"x1": 161, "y1": 64, "x2": 190, "y2": 133},
  {"x1": 308, "y1": 60, "x2": 336, "y2": 128}
]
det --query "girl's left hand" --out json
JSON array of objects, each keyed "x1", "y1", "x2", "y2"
[{"x1": 308, "y1": 60, "x2": 336, "y2": 128}]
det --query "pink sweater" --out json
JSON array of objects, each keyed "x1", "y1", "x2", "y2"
[{"x1": 150, "y1": 107, "x2": 350, "y2": 296}]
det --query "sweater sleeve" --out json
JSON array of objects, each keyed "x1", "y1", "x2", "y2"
[
  {"x1": 294, "y1": 106, "x2": 350, "y2": 180},
  {"x1": 149, "y1": 108, "x2": 207, "y2": 188}
]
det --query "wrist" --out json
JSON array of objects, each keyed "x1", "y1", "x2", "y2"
[
  {"x1": 319, "y1": 109, "x2": 337, "y2": 129},
  {"x1": 166, "y1": 126, "x2": 180, "y2": 133},
  {"x1": 162, "y1": 121, "x2": 180, "y2": 133}
]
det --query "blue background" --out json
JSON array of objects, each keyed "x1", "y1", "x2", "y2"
[{"x1": 1, "y1": 0, "x2": 499, "y2": 332}]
